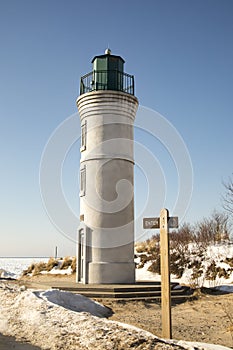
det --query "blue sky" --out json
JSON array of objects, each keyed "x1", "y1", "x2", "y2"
[{"x1": 0, "y1": 0, "x2": 232, "y2": 256}]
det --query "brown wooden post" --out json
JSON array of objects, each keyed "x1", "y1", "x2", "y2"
[{"x1": 160, "y1": 208, "x2": 172, "y2": 339}]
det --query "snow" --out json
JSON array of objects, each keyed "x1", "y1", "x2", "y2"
[
  {"x1": 36, "y1": 289, "x2": 112, "y2": 318},
  {"x1": 40, "y1": 266, "x2": 73, "y2": 275},
  {"x1": 0, "y1": 268, "x2": 16, "y2": 279},
  {"x1": 175, "y1": 340, "x2": 231, "y2": 350},
  {"x1": 0, "y1": 257, "x2": 74, "y2": 279},
  {"x1": 0, "y1": 282, "x2": 231, "y2": 350},
  {"x1": 136, "y1": 261, "x2": 160, "y2": 281},
  {"x1": 0, "y1": 258, "x2": 49, "y2": 279}
]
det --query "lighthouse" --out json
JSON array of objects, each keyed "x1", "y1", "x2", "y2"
[{"x1": 76, "y1": 50, "x2": 138, "y2": 284}]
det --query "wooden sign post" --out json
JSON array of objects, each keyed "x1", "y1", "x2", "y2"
[
  {"x1": 143, "y1": 208, "x2": 178, "y2": 339},
  {"x1": 160, "y1": 208, "x2": 172, "y2": 339}
]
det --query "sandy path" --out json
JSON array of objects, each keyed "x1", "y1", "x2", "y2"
[{"x1": 104, "y1": 293, "x2": 233, "y2": 348}]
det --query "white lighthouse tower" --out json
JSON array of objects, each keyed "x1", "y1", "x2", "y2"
[{"x1": 76, "y1": 50, "x2": 138, "y2": 284}]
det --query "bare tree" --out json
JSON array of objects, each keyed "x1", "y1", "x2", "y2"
[
  {"x1": 170, "y1": 223, "x2": 194, "y2": 253},
  {"x1": 194, "y1": 211, "x2": 231, "y2": 247},
  {"x1": 210, "y1": 211, "x2": 230, "y2": 242},
  {"x1": 223, "y1": 174, "x2": 233, "y2": 215}
]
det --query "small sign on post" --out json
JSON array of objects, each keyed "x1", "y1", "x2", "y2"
[
  {"x1": 168, "y1": 216, "x2": 179, "y2": 229},
  {"x1": 143, "y1": 209, "x2": 179, "y2": 339},
  {"x1": 143, "y1": 217, "x2": 178, "y2": 230},
  {"x1": 143, "y1": 217, "x2": 160, "y2": 229}
]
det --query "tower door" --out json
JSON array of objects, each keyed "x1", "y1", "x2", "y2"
[{"x1": 78, "y1": 228, "x2": 85, "y2": 283}]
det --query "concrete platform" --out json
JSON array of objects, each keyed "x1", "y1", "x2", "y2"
[{"x1": 18, "y1": 280, "x2": 194, "y2": 301}]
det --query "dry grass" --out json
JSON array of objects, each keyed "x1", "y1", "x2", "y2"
[
  {"x1": 46, "y1": 258, "x2": 59, "y2": 271},
  {"x1": 60, "y1": 257, "x2": 73, "y2": 270},
  {"x1": 135, "y1": 242, "x2": 148, "y2": 253},
  {"x1": 71, "y1": 257, "x2": 77, "y2": 273},
  {"x1": 22, "y1": 263, "x2": 35, "y2": 276},
  {"x1": 22, "y1": 257, "x2": 77, "y2": 276},
  {"x1": 32, "y1": 262, "x2": 48, "y2": 276}
]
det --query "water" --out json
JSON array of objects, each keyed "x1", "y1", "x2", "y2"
[{"x1": 0, "y1": 257, "x2": 49, "y2": 279}]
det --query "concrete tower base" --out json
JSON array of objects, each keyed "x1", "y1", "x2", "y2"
[{"x1": 89, "y1": 262, "x2": 135, "y2": 284}]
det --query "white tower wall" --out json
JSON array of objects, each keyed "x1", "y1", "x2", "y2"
[{"x1": 77, "y1": 90, "x2": 138, "y2": 284}]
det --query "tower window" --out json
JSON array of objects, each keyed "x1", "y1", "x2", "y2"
[
  {"x1": 80, "y1": 120, "x2": 87, "y2": 151},
  {"x1": 80, "y1": 165, "x2": 86, "y2": 196}
]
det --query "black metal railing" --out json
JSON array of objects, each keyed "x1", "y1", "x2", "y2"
[{"x1": 80, "y1": 70, "x2": 134, "y2": 95}]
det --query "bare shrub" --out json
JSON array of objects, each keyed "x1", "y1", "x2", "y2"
[
  {"x1": 33, "y1": 262, "x2": 47, "y2": 276},
  {"x1": 148, "y1": 257, "x2": 160, "y2": 274},
  {"x1": 136, "y1": 235, "x2": 160, "y2": 254},
  {"x1": 217, "y1": 267, "x2": 231, "y2": 279},
  {"x1": 46, "y1": 258, "x2": 59, "y2": 271},
  {"x1": 194, "y1": 220, "x2": 214, "y2": 250},
  {"x1": 150, "y1": 233, "x2": 160, "y2": 243},
  {"x1": 23, "y1": 261, "x2": 47, "y2": 276},
  {"x1": 205, "y1": 261, "x2": 231, "y2": 282},
  {"x1": 194, "y1": 211, "x2": 231, "y2": 249},
  {"x1": 189, "y1": 259, "x2": 204, "y2": 287},
  {"x1": 170, "y1": 251, "x2": 189, "y2": 278},
  {"x1": 225, "y1": 257, "x2": 233, "y2": 267},
  {"x1": 60, "y1": 257, "x2": 73, "y2": 270},
  {"x1": 222, "y1": 173, "x2": 233, "y2": 216},
  {"x1": 71, "y1": 257, "x2": 76, "y2": 273},
  {"x1": 137, "y1": 254, "x2": 153, "y2": 268},
  {"x1": 135, "y1": 242, "x2": 148, "y2": 253},
  {"x1": 146, "y1": 238, "x2": 160, "y2": 255},
  {"x1": 169, "y1": 223, "x2": 194, "y2": 278},
  {"x1": 170, "y1": 223, "x2": 194, "y2": 252},
  {"x1": 205, "y1": 261, "x2": 218, "y2": 281},
  {"x1": 22, "y1": 263, "x2": 35, "y2": 276},
  {"x1": 211, "y1": 211, "x2": 231, "y2": 242}
]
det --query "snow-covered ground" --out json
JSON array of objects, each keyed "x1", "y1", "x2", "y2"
[
  {"x1": 40, "y1": 266, "x2": 73, "y2": 275},
  {"x1": 0, "y1": 245, "x2": 233, "y2": 349},
  {"x1": 0, "y1": 282, "x2": 231, "y2": 350},
  {"x1": 136, "y1": 262, "x2": 233, "y2": 293},
  {"x1": 0, "y1": 257, "x2": 74, "y2": 279},
  {"x1": 136, "y1": 243, "x2": 233, "y2": 291},
  {"x1": 0, "y1": 258, "x2": 49, "y2": 279},
  {"x1": 37, "y1": 289, "x2": 112, "y2": 318}
]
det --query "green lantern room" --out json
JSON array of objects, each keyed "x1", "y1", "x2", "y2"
[{"x1": 80, "y1": 49, "x2": 134, "y2": 95}]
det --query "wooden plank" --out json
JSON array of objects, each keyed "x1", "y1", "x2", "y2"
[{"x1": 160, "y1": 208, "x2": 172, "y2": 339}]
